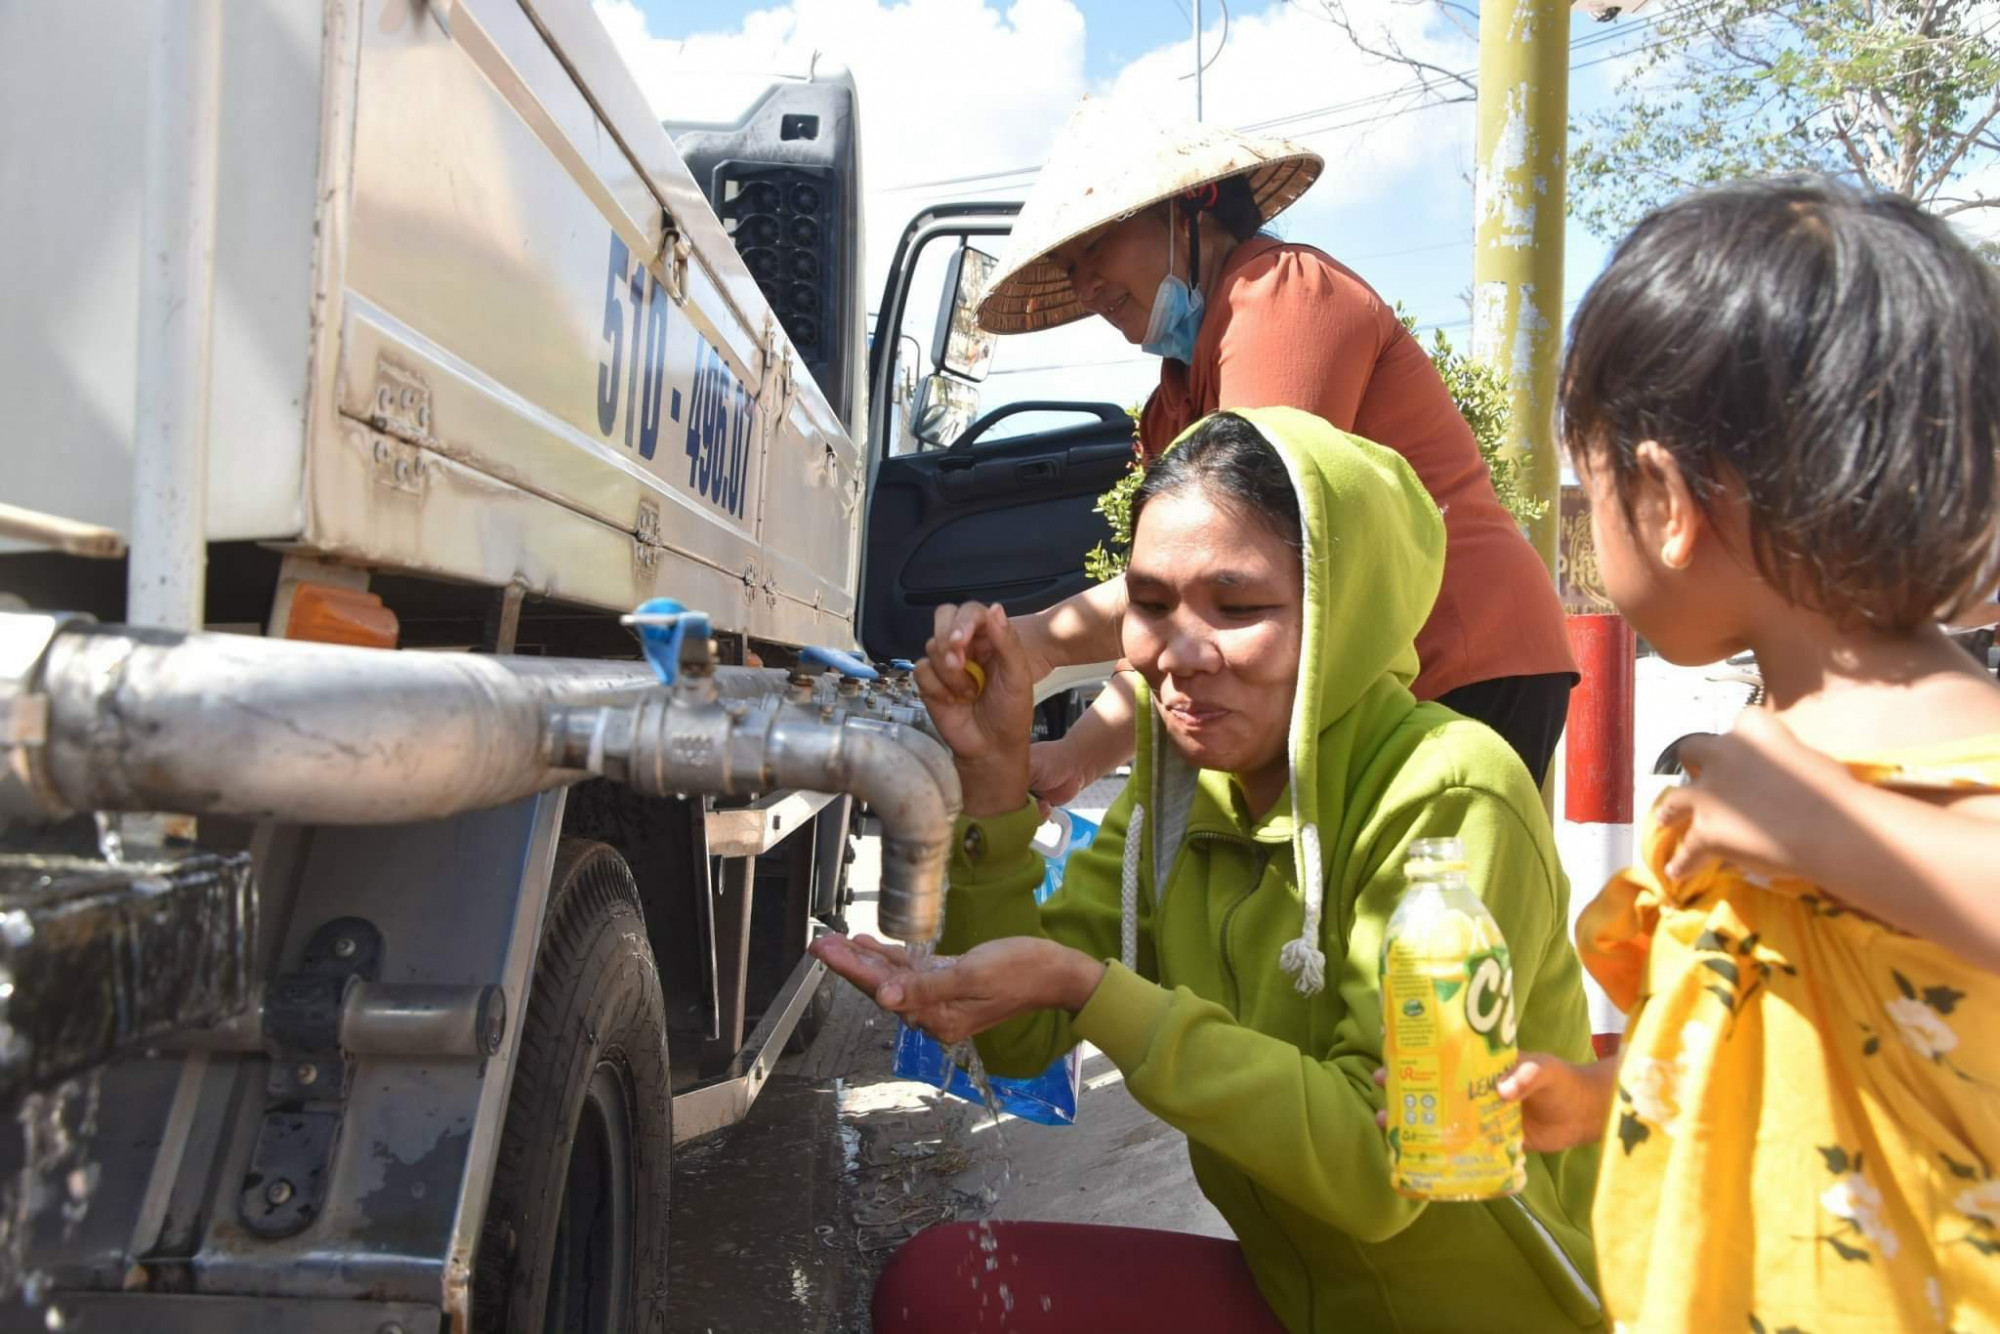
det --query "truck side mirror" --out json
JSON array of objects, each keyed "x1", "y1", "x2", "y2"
[
  {"x1": 910, "y1": 372, "x2": 980, "y2": 449},
  {"x1": 932, "y1": 244, "x2": 998, "y2": 383}
]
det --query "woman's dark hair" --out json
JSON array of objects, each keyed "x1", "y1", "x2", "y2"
[
  {"x1": 1559, "y1": 174, "x2": 2000, "y2": 631},
  {"x1": 1132, "y1": 411, "x2": 1302, "y2": 553},
  {"x1": 1184, "y1": 173, "x2": 1265, "y2": 243},
  {"x1": 1153, "y1": 175, "x2": 1268, "y2": 290}
]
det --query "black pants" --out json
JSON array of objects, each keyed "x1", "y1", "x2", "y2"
[{"x1": 1435, "y1": 672, "x2": 1577, "y2": 787}]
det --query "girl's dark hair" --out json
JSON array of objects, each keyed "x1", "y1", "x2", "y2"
[
  {"x1": 1132, "y1": 411, "x2": 1302, "y2": 552},
  {"x1": 1560, "y1": 175, "x2": 2000, "y2": 632}
]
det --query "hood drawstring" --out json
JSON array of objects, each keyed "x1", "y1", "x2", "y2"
[
  {"x1": 1119, "y1": 797, "x2": 1325, "y2": 996},
  {"x1": 1279, "y1": 821, "x2": 1327, "y2": 995},
  {"x1": 1119, "y1": 804, "x2": 1146, "y2": 974}
]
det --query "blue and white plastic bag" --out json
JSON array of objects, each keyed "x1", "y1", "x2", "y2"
[{"x1": 891, "y1": 809, "x2": 1098, "y2": 1126}]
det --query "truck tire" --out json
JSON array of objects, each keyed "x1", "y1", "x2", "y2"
[{"x1": 474, "y1": 838, "x2": 672, "y2": 1334}]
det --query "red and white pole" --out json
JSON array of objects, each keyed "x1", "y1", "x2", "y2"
[{"x1": 1561, "y1": 613, "x2": 1635, "y2": 1056}]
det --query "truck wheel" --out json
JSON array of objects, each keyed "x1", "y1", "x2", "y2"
[{"x1": 474, "y1": 839, "x2": 671, "y2": 1334}]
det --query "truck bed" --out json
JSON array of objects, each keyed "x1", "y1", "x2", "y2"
[{"x1": 0, "y1": 0, "x2": 864, "y2": 649}]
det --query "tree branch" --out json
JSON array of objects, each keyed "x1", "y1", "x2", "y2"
[
  {"x1": 1934, "y1": 197, "x2": 2000, "y2": 217},
  {"x1": 1435, "y1": 0, "x2": 1477, "y2": 42},
  {"x1": 1837, "y1": 90, "x2": 1888, "y2": 182},
  {"x1": 1290, "y1": 0, "x2": 1476, "y2": 102},
  {"x1": 1916, "y1": 93, "x2": 2000, "y2": 203}
]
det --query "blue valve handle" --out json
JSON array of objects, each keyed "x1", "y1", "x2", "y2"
[
  {"x1": 800, "y1": 645, "x2": 879, "y2": 681},
  {"x1": 621, "y1": 598, "x2": 712, "y2": 687},
  {"x1": 888, "y1": 658, "x2": 916, "y2": 672}
]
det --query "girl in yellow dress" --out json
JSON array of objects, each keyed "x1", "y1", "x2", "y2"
[{"x1": 1503, "y1": 176, "x2": 2000, "y2": 1332}]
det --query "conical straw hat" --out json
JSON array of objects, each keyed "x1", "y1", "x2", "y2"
[{"x1": 975, "y1": 101, "x2": 1323, "y2": 335}]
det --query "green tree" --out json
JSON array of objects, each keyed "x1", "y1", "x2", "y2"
[
  {"x1": 1290, "y1": 0, "x2": 2000, "y2": 248},
  {"x1": 1082, "y1": 327, "x2": 1541, "y2": 582},
  {"x1": 1568, "y1": 0, "x2": 2000, "y2": 242}
]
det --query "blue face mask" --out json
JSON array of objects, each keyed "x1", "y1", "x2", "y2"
[{"x1": 1141, "y1": 273, "x2": 1204, "y2": 363}]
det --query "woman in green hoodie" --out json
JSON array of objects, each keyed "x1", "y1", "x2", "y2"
[{"x1": 812, "y1": 407, "x2": 1603, "y2": 1333}]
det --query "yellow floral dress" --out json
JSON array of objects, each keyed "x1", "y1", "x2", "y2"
[{"x1": 1577, "y1": 737, "x2": 2000, "y2": 1333}]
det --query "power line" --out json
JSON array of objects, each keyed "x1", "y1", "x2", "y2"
[
  {"x1": 877, "y1": 13, "x2": 1665, "y2": 196},
  {"x1": 1241, "y1": 13, "x2": 1652, "y2": 135},
  {"x1": 910, "y1": 83, "x2": 1485, "y2": 203}
]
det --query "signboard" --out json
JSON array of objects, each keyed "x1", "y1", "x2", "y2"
[{"x1": 1558, "y1": 485, "x2": 1617, "y2": 616}]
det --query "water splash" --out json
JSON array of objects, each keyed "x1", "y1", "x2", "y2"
[
  {"x1": 0, "y1": 1072, "x2": 105, "y2": 1303},
  {"x1": 91, "y1": 815, "x2": 123, "y2": 867}
]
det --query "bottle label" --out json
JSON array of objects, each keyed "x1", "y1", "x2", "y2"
[{"x1": 1382, "y1": 932, "x2": 1525, "y2": 1200}]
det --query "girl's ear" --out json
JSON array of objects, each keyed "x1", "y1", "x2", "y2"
[{"x1": 1633, "y1": 440, "x2": 1702, "y2": 571}]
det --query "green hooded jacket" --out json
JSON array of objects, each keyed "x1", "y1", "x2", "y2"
[{"x1": 941, "y1": 407, "x2": 1604, "y2": 1332}]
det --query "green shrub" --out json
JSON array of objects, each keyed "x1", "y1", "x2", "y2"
[{"x1": 1403, "y1": 307, "x2": 1547, "y2": 534}]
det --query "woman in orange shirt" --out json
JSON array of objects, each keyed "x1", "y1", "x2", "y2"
[{"x1": 960, "y1": 102, "x2": 1576, "y2": 790}]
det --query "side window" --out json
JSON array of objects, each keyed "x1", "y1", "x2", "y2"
[{"x1": 878, "y1": 228, "x2": 1151, "y2": 456}]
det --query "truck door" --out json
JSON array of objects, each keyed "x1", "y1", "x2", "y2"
[{"x1": 858, "y1": 204, "x2": 1136, "y2": 663}]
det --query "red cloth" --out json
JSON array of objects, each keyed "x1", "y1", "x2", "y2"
[
  {"x1": 871, "y1": 1221, "x2": 1285, "y2": 1333},
  {"x1": 1141, "y1": 236, "x2": 1576, "y2": 702}
]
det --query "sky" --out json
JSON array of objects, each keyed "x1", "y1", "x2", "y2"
[{"x1": 593, "y1": 0, "x2": 1656, "y2": 415}]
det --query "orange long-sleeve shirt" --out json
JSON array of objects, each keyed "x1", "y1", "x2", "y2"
[{"x1": 1140, "y1": 236, "x2": 1575, "y2": 700}]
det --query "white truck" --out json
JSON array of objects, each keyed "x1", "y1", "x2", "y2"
[{"x1": 0, "y1": 2, "x2": 1135, "y2": 1330}]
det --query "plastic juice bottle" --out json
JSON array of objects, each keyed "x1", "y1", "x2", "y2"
[{"x1": 1380, "y1": 836, "x2": 1525, "y2": 1200}]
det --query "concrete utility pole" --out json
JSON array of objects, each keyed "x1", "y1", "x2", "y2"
[
  {"x1": 1193, "y1": 0, "x2": 1205, "y2": 120},
  {"x1": 1471, "y1": 0, "x2": 1568, "y2": 576}
]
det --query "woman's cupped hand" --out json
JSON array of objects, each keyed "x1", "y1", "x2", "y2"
[{"x1": 809, "y1": 933, "x2": 1106, "y2": 1047}]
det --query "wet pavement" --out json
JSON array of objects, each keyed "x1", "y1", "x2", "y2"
[
  {"x1": 665, "y1": 890, "x2": 1000, "y2": 1333},
  {"x1": 666, "y1": 780, "x2": 1228, "y2": 1333},
  {"x1": 669, "y1": 1075, "x2": 864, "y2": 1332}
]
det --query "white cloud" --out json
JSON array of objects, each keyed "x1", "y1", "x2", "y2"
[
  {"x1": 1102, "y1": 2, "x2": 1474, "y2": 204},
  {"x1": 594, "y1": 0, "x2": 1472, "y2": 418},
  {"x1": 595, "y1": 0, "x2": 1089, "y2": 299}
]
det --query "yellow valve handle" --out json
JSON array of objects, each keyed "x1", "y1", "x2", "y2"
[{"x1": 963, "y1": 659, "x2": 986, "y2": 699}]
